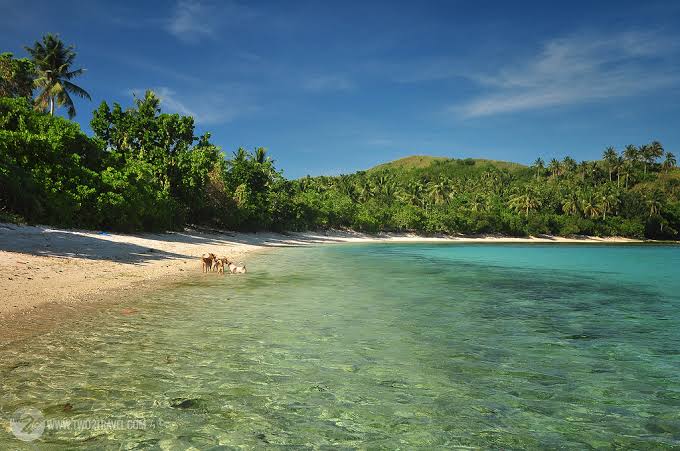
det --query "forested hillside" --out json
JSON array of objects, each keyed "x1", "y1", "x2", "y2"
[
  {"x1": 293, "y1": 149, "x2": 679, "y2": 238},
  {"x1": 1, "y1": 37, "x2": 679, "y2": 239}
]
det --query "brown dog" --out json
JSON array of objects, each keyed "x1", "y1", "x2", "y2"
[
  {"x1": 215, "y1": 257, "x2": 227, "y2": 274},
  {"x1": 201, "y1": 253, "x2": 215, "y2": 272}
]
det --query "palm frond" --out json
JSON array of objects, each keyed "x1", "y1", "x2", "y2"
[
  {"x1": 56, "y1": 90, "x2": 76, "y2": 119},
  {"x1": 63, "y1": 68, "x2": 85, "y2": 80},
  {"x1": 62, "y1": 80, "x2": 91, "y2": 100}
]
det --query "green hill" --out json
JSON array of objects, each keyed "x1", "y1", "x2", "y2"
[{"x1": 370, "y1": 155, "x2": 526, "y2": 172}]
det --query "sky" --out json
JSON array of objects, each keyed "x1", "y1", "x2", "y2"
[{"x1": 3, "y1": 0, "x2": 680, "y2": 178}]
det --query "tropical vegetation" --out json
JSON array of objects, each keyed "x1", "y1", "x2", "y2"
[{"x1": 1, "y1": 35, "x2": 679, "y2": 239}]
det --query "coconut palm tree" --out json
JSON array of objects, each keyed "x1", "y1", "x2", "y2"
[
  {"x1": 623, "y1": 144, "x2": 639, "y2": 163},
  {"x1": 614, "y1": 155, "x2": 625, "y2": 187},
  {"x1": 548, "y1": 159, "x2": 561, "y2": 178},
  {"x1": 598, "y1": 187, "x2": 619, "y2": 220},
  {"x1": 232, "y1": 147, "x2": 248, "y2": 162},
  {"x1": 580, "y1": 193, "x2": 601, "y2": 219},
  {"x1": 603, "y1": 146, "x2": 617, "y2": 182},
  {"x1": 562, "y1": 193, "x2": 580, "y2": 216},
  {"x1": 509, "y1": 186, "x2": 541, "y2": 217},
  {"x1": 646, "y1": 196, "x2": 661, "y2": 217},
  {"x1": 254, "y1": 147, "x2": 269, "y2": 164},
  {"x1": 427, "y1": 179, "x2": 448, "y2": 205},
  {"x1": 533, "y1": 157, "x2": 545, "y2": 179},
  {"x1": 357, "y1": 180, "x2": 374, "y2": 203},
  {"x1": 562, "y1": 156, "x2": 577, "y2": 175},
  {"x1": 649, "y1": 141, "x2": 665, "y2": 171},
  {"x1": 663, "y1": 152, "x2": 676, "y2": 172},
  {"x1": 25, "y1": 33, "x2": 90, "y2": 118}
]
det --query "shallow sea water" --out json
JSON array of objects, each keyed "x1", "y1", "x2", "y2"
[{"x1": 1, "y1": 243, "x2": 679, "y2": 449}]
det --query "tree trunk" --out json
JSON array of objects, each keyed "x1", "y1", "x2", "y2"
[{"x1": 49, "y1": 97, "x2": 54, "y2": 115}]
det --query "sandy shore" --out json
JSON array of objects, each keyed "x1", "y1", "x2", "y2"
[{"x1": 0, "y1": 223, "x2": 644, "y2": 319}]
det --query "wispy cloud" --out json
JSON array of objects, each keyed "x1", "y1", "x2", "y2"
[
  {"x1": 455, "y1": 31, "x2": 680, "y2": 118},
  {"x1": 129, "y1": 86, "x2": 257, "y2": 124},
  {"x1": 165, "y1": 0, "x2": 256, "y2": 43},
  {"x1": 166, "y1": 0, "x2": 215, "y2": 42},
  {"x1": 303, "y1": 74, "x2": 355, "y2": 93}
]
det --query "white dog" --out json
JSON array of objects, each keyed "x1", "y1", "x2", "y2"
[{"x1": 228, "y1": 261, "x2": 247, "y2": 274}]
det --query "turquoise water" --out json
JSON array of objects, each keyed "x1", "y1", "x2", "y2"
[{"x1": 1, "y1": 243, "x2": 680, "y2": 449}]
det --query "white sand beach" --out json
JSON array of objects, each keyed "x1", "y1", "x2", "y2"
[{"x1": 0, "y1": 223, "x2": 643, "y2": 318}]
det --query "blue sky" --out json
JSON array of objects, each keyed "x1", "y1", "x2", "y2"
[{"x1": 3, "y1": 0, "x2": 680, "y2": 178}]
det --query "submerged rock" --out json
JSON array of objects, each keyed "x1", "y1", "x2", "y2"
[{"x1": 170, "y1": 398, "x2": 201, "y2": 409}]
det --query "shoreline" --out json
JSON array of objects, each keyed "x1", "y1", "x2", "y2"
[{"x1": 0, "y1": 223, "x2": 669, "y2": 343}]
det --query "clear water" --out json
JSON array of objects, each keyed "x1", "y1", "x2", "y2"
[{"x1": 1, "y1": 243, "x2": 680, "y2": 449}]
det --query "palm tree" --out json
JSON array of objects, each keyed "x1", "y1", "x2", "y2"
[
  {"x1": 646, "y1": 196, "x2": 661, "y2": 217},
  {"x1": 427, "y1": 179, "x2": 448, "y2": 205},
  {"x1": 548, "y1": 159, "x2": 561, "y2": 178},
  {"x1": 25, "y1": 33, "x2": 90, "y2": 118},
  {"x1": 623, "y1": 144, "x2": 638, "y2": 163},
  {"x1": 648, "y1": 141, "x2": 665, "y2": 172},
  {"x1": 357, "y1": 180, "x2": 373, "y2": 203},
  {"x1": 598, "y1": 187, "x2": 619, "y2": 220},
  {"x1": 508, "y1": 186, "x2": 541, "y2": 217},
  {"x1": 603, "y1": 146, "x2": 617, "y2": 182},
  {"x1": 233, "y1": 147, "x2": 248, "y2": 162},
  {"x1": 254, "y1": 147, "x2": 268, "y2": 164},
  {"x1": 562, "y1": 156, "x2": 577, "y2": 175},
  {"x1": 663, "y1": 152, "x2": 677, "y2": 172},
  {"x1": 533, "y1": 157, "x2": 545, "y2": 179},
  {"x1": 562, "y1": 193, "x2": 580, "y2": 216},
  {"x1": 614, "y1": 155, "x2": 625, "y2": 187},
  {"x1": 580, "y1": 193, "x2": 601, "y2": 219}
]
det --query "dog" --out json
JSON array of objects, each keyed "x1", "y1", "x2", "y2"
[
  {"x1": 201, "y1": 253, "x2": 217, "y2": 272},
  {"x1": 215, "y1": 257, "x2": 229, "y2": 274},
  {"x1": 228, "y1": 261, "x2": 247, "y2": 274}
]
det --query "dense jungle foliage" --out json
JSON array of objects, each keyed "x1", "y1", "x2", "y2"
[{"x1": 1, "y1": 40, "x2": 679, "y2": 239}]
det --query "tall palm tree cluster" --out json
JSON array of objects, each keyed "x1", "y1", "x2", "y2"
[
  {"x1": 292, "y1": 145, "x2": 678, "y2": 238},
  {"x1": 523, "y1": 143, "x2": 678, "y2": 219}
]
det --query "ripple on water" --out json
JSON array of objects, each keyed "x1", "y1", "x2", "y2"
[{"x1": 1, "y1": 243, "x2": 679, "y2": 448}]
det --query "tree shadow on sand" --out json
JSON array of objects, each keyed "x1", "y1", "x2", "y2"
[
  {"x1": 0, "y1": 224, "x2": 350, "y2": 264},
  {"x1": 0, "y1": 225, "x2": 191, "y2": 264}
]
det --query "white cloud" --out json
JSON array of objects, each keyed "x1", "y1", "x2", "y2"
[
  {"x1": 455, "y1": 31, "x2": 680, "y2": 118},
  {"x1": 166, "y1": 0, "x2": 214, "y2": 42},
  {"x1": 165, "y1": 0, "x2": 256, "y2": 43}
]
